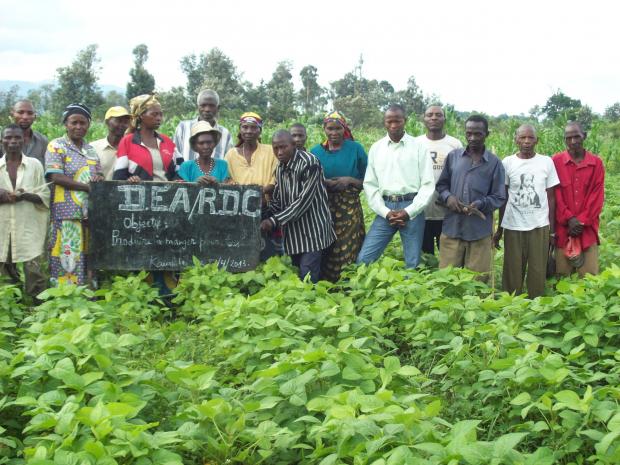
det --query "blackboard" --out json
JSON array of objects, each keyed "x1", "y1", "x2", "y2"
[{"x1": 89, "y1": 181, "x2": 262, "y2": 271}]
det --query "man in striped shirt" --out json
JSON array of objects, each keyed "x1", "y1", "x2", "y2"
[{"x1": 261, "y1": 130, "x2": 336, "y2": 283}]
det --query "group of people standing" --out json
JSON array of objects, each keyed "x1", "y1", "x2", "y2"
[{"x1": 0, "y1": 91, "x2": 605, "y2": 301}]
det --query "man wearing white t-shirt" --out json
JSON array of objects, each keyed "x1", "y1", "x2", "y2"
[
  {"x1": 493, "y1": 125, "x2": 559, "y2": 298},
  {"x1": 414, "y1": 105, "x2": 463, "y2": 255}
]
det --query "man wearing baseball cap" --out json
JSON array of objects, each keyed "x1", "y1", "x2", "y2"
[{"x1": 90, "y1": 106, "x2": 130, "y2": 180}]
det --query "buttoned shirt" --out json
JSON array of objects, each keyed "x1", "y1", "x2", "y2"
[
  {"x1": 0, "y1": 154, "x2": 50, "y2": 262},
  {"x1": 437, "y1": 147, "x2": 506, "y2": 241},
  {"x1": 267, "y1": 150, "x2": 336, "y2": 255},
  {"x1": 173, "y1": 118, "x2": 233, "y2": 161},
  {"x1": 552, "y1": 151, "x2": 605, "y2": 250},
  {"x1": 90, "y1": 137, "x2": 118, "y2": 180},
  {"x1": 364, "y1": 133, "x2": 435, "y2": 219}
]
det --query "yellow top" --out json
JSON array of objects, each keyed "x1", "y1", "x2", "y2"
[
  {"x1": 225, "y1": 143, "x2": 278, "y2": 186},
  {"x1": 0, "y1": 154, "x2": 50, "y2": 262}
]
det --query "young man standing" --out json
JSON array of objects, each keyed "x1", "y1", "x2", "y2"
[
  {"x1": 436, "y1": 115, "x2": 506, "y2": 282},
  {"x1": 0, "y1": 125, "x2": 50, "y2": 298},
  {"x1": 290, "y1": 123, "x2": 308, "y2": 152},
  {"x1": 414, "y1": 105, "x2": 463, "y2": 255},
  {"x1": 357, "y1": 105, "x2": 435, "y2": 268},
  {"x1": 90, "y1": 106, "x2": 130, "y2": 180},
  {"x1": 494, "y1": 124, "x2": 559, "y2": 297},
  {"x1": 261, "y1": 130, "x2": 335, "y2": 283},
  {"x1": 552, "y1": 122, "x2": 605, "y2": 277},
  {"x1": 0, "y1": 100, "x2": 48, "y2": 165}
]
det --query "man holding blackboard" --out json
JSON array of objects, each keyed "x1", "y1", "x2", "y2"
[{"x1": 261, "y1": 130, "x2": 336, "y2": 283}]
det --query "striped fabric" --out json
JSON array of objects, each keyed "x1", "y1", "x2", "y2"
[{"x1": 267, "y1": 150, "x2": 336, "y2": 255}]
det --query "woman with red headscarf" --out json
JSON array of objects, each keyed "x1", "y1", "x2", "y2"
[{"x1": 310, "y1": 111, "x2": 367, "y2": 281}]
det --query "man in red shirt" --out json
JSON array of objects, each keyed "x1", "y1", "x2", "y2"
[{"x1": 553, "y1": 122, "x2": 605, "y2": 276}]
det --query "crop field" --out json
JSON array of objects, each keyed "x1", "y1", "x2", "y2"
[{"x1": 1, "y1": 118, "x2": 620, "y2": 464}]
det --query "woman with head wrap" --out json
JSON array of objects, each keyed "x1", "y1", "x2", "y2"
[
  {"x1": 113, "y1": 94, "x2": 180, "y2": 182},
  {"x1": 225, "y1": 112, "x2": 280, "y2": 260},
  {"x1": 178, "y1": 121, "x2": 229, "y2": 184},
  {"x1": 45, "y1": 103, "x2": 103, "y2": 286},
  {"x1": 310, "y1": 111, "x2": 368, "y2": 282}
]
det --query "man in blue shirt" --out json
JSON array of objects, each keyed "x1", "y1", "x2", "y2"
[{"x1": 436, "y1": 115, "x2": 506, "y2": 282}]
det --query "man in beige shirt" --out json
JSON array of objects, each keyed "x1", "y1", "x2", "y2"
[
  {"x1": 90, "y1": 106, "x2": 130, "y2": 180},
  {"x1": 0, "y1": 124, "x2": 50, "y2": 298}
]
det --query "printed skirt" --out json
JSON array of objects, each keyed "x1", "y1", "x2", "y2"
[
  {"x1": 321, "y1": 189, "x2": 365, "y2": 282},
  {"x1": 49, "y1": 219, "x2": 88, "y2": 286}
]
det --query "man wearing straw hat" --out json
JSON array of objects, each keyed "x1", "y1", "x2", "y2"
[{"x1": 0, "y1": 124, "x2": 50, "y2": 299}]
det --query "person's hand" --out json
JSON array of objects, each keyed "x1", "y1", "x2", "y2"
[
  {"x1": 90, "y1": 174, "x2": 104, "y2": 183},
  {"x1": 0, "y1": 189, "x2": 15, "y2": 203},
  {"x1": 549, "y1": 231, "x2": 556, "y2": 245},
  {"x1": 446, "y1": 195, "x2": 463, "y2": 213},
  {"x1": 387, "y1": 210, "x2": 408, "y2": 228},
  {"x1": 197, "y1": 175, "x2": 217, "y2": 186},
  {"x1": 260, "y1": 219, "x2": 274, "y2": 233},
  {"x1": 127, "y1": 175, "x2": 141, "y2": 183},
  {"x1": 263, "y1": 184, "x2": 275, "y2": 195},
  {"x1": 568, "y1": 217, "x2": 583, "y2": 236},
  {"x1": 493, "y1": 229, "x2": 503, "y2": 249}
]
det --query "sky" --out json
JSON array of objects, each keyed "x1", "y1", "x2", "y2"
[{"x1": 1, "y1": 0, "x2": 619, "y2": 116}]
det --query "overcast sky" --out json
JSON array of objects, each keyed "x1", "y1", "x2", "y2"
[{"x1": 1, "y1": 0, "x2": 619, "y2": 116}]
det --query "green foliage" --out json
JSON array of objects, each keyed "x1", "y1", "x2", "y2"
[
  {"x1": 51, "y1": 44, "x2": 105, "y2": 117},
  {"x1": 266, "y1": 61, "x2": 297, "y2": 123},
  {"x1": 126, "y1": 44, "x2": 155, "y2": 100}
]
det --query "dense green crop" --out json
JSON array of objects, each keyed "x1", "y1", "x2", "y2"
[{"x1": 1, "y1": 119, "x2": 619, "y2": 463}]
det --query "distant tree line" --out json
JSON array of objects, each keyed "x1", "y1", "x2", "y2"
[{"x1": 1, "y1": 44, "x2": 620, "y2": 130}]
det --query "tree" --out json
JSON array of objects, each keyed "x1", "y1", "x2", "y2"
[
  {"x1": 126, "y1": 44, "x2": 155, "y2": 100},
  {"x1": 180, "y1": 48, "x2": 245, "y2": 113},
  {"x1": 541, "y1": 90, "x2": 582, "y2": 121},
  {"x1": 298, "y1": 65, "x2": 326, "y2": 115},
  {"x1": 266, "y1": 61, "x2": 297, "y2": 122},
  {"x1": 394, "y1": 76, "x2": 428, "y2": 116},
  {"x1": 0, "y1": 85, "x2": 20, "y2": 126},
  {"x1": 333, "y1": 96, "x2": 382, "y2": 128},
  {"x1": 26, "y1": 84, "x2": 55, "y2": 114},
  {"x1": 104, "y1": 90, "x2": 127, "y2": 108},
  {"x1": 243, "y1": 80, "x2": 268, "y2": 113},
  {"x1": 604, "y1": 102, "x2": 620, "y2": 122},
  {"x1": 158, "y1": 86, "x2": 193, "y2": 119},
  {"x1": 51, "y1": 44, "x2": 105, "y2": 116}
]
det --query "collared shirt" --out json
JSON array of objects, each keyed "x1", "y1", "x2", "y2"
[
  {"x1": 225, "y1": 144, "x2": 278, "y2": 187},
  {"x1": 364, "y1": 133, "x2": 435, "y2": 219},
  {"x1": 552, "y1": 150, "x2": 605, "y2": 250},
  {"x1": 413, "y1": 133, "x2": 463, "y2": 220},
  {"x1": 267, "y1": 150, "x2": 336, "y2": 255},
  {"x1": 45, "y1": 136, "x2": 102, "y2": 220},
  {"x1": 0, "y1": 154, "x2": 50, "y2": 262},
  {"x1": 90, "y1": 137, "x2": 118, "y2": 180},
  {"x1": 0, "y1": 130, "x2": 48, "y2": 166},
  {"x1": 437, "y1": 147, "x2": 506, "y2": 241},
  {"x1": 173, "y1": 118, "x2": 233, "y2": 161}
]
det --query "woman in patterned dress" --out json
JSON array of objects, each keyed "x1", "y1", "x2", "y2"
[
  {"x1": 45, "y1": 103, "x2": 103, "y2": 286},
  {"x1": 310, "y1": 111, "x2": 368, "y2": 282}
]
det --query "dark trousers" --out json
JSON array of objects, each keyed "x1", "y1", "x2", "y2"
[
  {"x1": 422, "y1": 220, "x2": 443, "y2": 255},
  {"x1": 502, "y1": 226, "x2": 549, "y2": 298},
  {"x1": 291, "y1": 250, "x2": 323, "y2": 283}
]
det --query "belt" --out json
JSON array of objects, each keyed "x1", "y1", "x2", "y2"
[{"x1": 382, "y1": 192, "x2": 417, "y2": 202}]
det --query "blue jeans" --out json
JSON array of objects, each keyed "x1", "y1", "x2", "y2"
[{"x1": 357, "y1": 200, "x2": 425, "y2": 268}]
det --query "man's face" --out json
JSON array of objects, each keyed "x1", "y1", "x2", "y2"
[
  {"x1": 465, "y1": 121, "x2": 488, "y2": 151},
  {"x1": 384, "y1": 110, "x2": 406, "y2": 140},
  {"x1": 11, "y1": 102, "x2": 36, "y2": 130},
  {"x1": 515, "y1": 127, "x2": 537, "y2": 154},
  {"x1": 423, "y1": 106, "x2": 445, "y2": 132},
  {"x1": 2, "y1": 128, "x2": 24, "y2": 154},
  {"x1": 106, "y1": 115, "x2": 130, "y2": 138},
  {"x1": 290, "y1": 126, "x2": 307, "y2": 150},
  {"x1": 198, "y1": 96, "x2": 219, "y2": 122},
  {"x1": 564, "y1": 124, "x2": 586, "y2": 154},
  {"x1": 272, "y1": 136, "x2": 296, "y2": 164}
]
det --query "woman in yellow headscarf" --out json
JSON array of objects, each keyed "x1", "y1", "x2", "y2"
[
  {"x1": 225, "y1": 112, "x2": 280, "y2": 260},
  {"x1": 113, "y1": 94, "x2": 180, "y2": 182}
]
